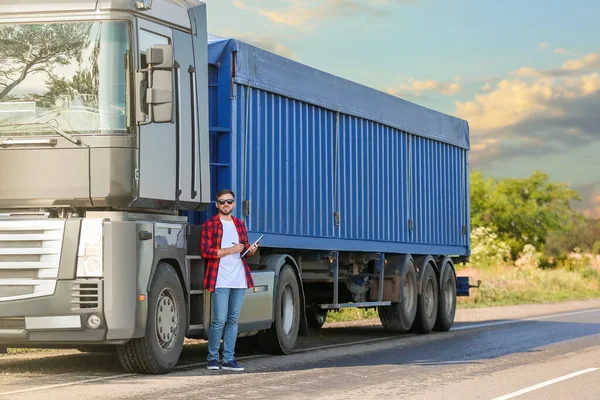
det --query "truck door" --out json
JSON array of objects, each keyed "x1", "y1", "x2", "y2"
[{"x1": 136, "y1": 19, "x2": 176, "y2": 205}]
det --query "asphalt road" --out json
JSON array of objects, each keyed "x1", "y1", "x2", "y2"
[{"x1": 1, "y1": 305, "x2": 600, "y2": 399}]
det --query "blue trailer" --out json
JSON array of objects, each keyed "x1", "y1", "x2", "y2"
[{"x1": 187, "y1": 34, "x2": 473, "y2": 351}]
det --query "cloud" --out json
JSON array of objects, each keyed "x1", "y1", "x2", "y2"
[
  {"x1": 233, "y1": 0, "x2": 249, "y2": 10},
  {"x1": 216, "y1": 30, "x2": 297, "y2": 59},
  {"x1": 538, "y1": 42, "x2": 550, "y2": 49},
  {"x1": 456, "y1": 50, "x2": 600, "y2": 174},
  {"x1": 461, "y1": 52, "x2": 600, "y2": 135},
  {"x1": 562, "y1": 53, "x2": 600, "y2": 71},
  {"x1": 239, "y1": 35, "x2": 297, "y2": 59},
  {"x1": 514, "y1": 52, "x2": 600, "y2": 77},
  {"x1": 554, "y1": 48, "x2": 577, "y2": 56},
  {"x1": 240, "y1": 0, "x2": 409, "y2": 27},
  {"x1": 389, "y1": 79, "x2": 462, "y2": 97}
]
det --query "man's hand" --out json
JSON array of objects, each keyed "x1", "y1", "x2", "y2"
[
  {"x1": 246, "y1": 242, "x2": 259, "y2": 257},
  {"x1": 229, "y1": 244, "x2": 244, "y2": 254},
  {"x1": 217, "y1": 243, "x2": 244, "y2": 258}
]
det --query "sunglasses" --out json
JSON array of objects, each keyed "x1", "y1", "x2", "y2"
[{"x1": 217, "y1": 199, "x2": 235, "y2": 205}]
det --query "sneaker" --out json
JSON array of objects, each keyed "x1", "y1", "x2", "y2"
[
  {"x1": 207, "y1": 360, "x2": 220, "y2": 370},
  {"x1": 222, "y1": 360, "x2": 244, "y2": 371}
]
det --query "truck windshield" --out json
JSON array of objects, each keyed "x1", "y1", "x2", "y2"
[{"x1": 0, "y1": 21, "x2": 131, "y2": 137}]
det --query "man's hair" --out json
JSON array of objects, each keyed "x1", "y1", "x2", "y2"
[{"x1": 216, "y1": 189, "x2": 235, "y2": 200}]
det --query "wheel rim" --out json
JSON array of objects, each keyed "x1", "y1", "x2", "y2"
[
  {"x1": 403, "y1": 274, "x2": 415, "y2": 311},
  {"x1": 444, "y1": 277, "x2": 455, "y2": 316},
  {"x1": 281, "y1": 284, "x2": 294, "y2": 335},
  {"x1": 156, "y1": 287, "x2": 178, "y2": 351},
  {"x1": 424, "y1": 279, "x2": 435, "y2": 318}
]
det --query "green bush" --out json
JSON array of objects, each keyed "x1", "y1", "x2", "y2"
[
  {"x1": 469, "y1": 226, "x2": 511, "y2": 268},
  {"x1": 593, "y1": 241, "x2": 600, "y2": 255}
]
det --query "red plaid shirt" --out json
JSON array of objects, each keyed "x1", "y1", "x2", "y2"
[{"x1": 200, "y1": 215, "x2": 255, "y2": 292}]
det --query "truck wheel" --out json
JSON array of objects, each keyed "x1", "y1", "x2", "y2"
[
  {"x1": 434, "y1": 262, "x2": 457, "y2": 331},
  {"x1": 378, "y1": 261, "x2": 418, "y2": 333},
  {"x1": 258, "y1": 266, "x2": 300, "y2": 355},
  {"x1": 411, "y1": 263, "x2": 438, "y2": 333},
  {"x1": 116, "y1": 263, "x2": 186, "y2": 374},
  {"x1": 306, "y1": 308, "x2": 328, "y2": 330}
]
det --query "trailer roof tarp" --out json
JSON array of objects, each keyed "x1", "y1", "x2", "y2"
[{"x1": 207, "y1": 34, "x2": 470, "y2": 150}]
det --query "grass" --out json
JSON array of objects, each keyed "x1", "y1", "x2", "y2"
[
  {"x1": 2, "y1": 348, "x2": 53, "y2": 356},
  {"x1": 326, "y1": 308, "x2": 379, "y2": 322},
  {"x1": 455, "y1": 262, "x2": 600, "y2": 308}
]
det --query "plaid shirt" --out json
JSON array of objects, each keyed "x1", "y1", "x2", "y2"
[{"x1": 200, "y1": 215, "x2": 255, "y2": 292}]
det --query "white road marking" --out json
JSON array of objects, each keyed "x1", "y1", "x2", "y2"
[
  {"x1": 1, "y1": 307, "x2": 599, "y2": 397},
  {"x1": 451, "y1": 308, "x2": 600, "y2": 331},
  {"x1": 491, "y1": 368, "x2": 599, "y2": 400},
  {"x1": 0, "y1": 374, "x2": 136, "y2": 397}
]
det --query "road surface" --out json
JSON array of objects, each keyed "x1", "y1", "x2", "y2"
[{"x1": 1, "y1": 300, "x2": 599, "y2": 399}]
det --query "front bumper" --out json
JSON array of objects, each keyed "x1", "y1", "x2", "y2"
[{"x1": 0, "y1": 279, "x2": 111, "y2": 345}]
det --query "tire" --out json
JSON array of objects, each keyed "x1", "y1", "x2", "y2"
[
  {"x1": 378, "y1": 260, "x2": 418, "y2": 333},
  {"x1": 306, "y1": 308, "x2": 328, "y2": 330},
  {"x1": 258, "y1": 266, "x2": 301, "y2": 355},
  {"x1": 434, "y1": 262, "x2": 457, "y2": 331},
  {"x1": 412, "y1": 263, "x2": 439, "y2": 334},
  {"x1": 116, "y1": 263, "x2": 186, "y2": 374}
]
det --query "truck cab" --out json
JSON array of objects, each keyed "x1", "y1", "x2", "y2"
[{"x1": 0, "y1": 0, "x2": 218, "y2": 373}]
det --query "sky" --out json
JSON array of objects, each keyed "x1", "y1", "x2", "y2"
[{"x1": 204, "y1": 0, "x2": 600, "y2": 217}]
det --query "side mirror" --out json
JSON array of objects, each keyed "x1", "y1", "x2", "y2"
[
  {"x1": 136, "y1": 44, "x2": 174, "y2": 124},
  {"x1": 147, "y1": 45, "x2": 173, "y2": 69}
]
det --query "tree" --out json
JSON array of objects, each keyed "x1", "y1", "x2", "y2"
[
  {"x1": 470, "y1": 170, "x2": 580, "y2": 258},
  {"x1": 0, "y1": 23, "x2": 90, "y2": 100},
  {"x1": 546, "y1": 216, "x2": 600, "y2": 255},
  {"x1": 470, "y1": 171, "x2": 495, "y2": 228}
]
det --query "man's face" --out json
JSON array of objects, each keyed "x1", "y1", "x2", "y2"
[{"x1": 216, "y1": 195, "x2": 235, "y2": 216}]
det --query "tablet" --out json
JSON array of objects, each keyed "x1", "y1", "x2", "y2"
[{"x1": 242, "y1": 234, "x2": 264, "y2": 257}]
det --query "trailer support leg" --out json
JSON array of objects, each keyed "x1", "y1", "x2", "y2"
[
  {"x1": 331, "y1": 251, "x2": 339, "y2": 305},
  {"x1": 377, "y1": 253, "x2": 385, "y2": 303}
]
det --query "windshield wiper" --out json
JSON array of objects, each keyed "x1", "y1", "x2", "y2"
[{"x1": 0, "y1": 122, "x2": 83, "y2": 146}]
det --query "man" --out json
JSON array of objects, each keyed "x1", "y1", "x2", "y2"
[{"x1": 200, "y1": 189, "x2": 259, "y2": 371}]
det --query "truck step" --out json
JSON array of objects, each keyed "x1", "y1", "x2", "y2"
[
  {"x1": 188, "y1": 324, "x2": 204, "y2": 332},
  {"x1": 319, "y1": 301, "x2": 391, "y2": 310}
]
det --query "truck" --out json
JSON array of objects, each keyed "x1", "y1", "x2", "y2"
[{"x1": 0, "y1": 0, "x2": 476, "y2": 374}]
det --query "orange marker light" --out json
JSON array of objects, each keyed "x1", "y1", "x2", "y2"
[{"x1": 139, "y1": 294, "x2": 146, "y2": 301}]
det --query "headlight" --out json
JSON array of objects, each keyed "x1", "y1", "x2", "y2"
[{"x1": 77, "y1": 219, "x2": 104, "y2": 277}]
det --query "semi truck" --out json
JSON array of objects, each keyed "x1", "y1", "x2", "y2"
[{"x1": 0, "y1": 0, "x2": 476, "y2": 374}]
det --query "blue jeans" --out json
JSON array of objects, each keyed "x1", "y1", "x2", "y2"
[{"x1": 207, "y1": 288, "x2": 246, "y2": 363}]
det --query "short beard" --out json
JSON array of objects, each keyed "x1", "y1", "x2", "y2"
[{"x1": 218, "y1": 209, "x2": 233, "y2": 216}]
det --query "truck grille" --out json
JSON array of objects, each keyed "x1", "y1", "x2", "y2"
[
  {"x1": 71, "y1": 282, "x2": 100, "y2": 310},
  {"x1": 0, "y1": 317, "x2": 26, "y2": 329},
  {"x1": 0, "y1": 219, "x2": 65, "y2": 302}
]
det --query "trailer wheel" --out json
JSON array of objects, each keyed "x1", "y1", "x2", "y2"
[
  {"x1": 306, "y1": 308, "x2": 328, "y2": 330},
  {"x1": 411, "y1": 263, "x2": 438, "y2": 333},
  {"x1": 434, "y1": 263, "x2": 457, "y2": 331},
  {"x1": 258, "y1": 265, "x2": 300, "y2": 354},
  {"x1": 116, "y1": 263, "x2": 186, "y2": 374},
  {"x1": 378, "y1": 261, "x2": 418, "y2": 333}
]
